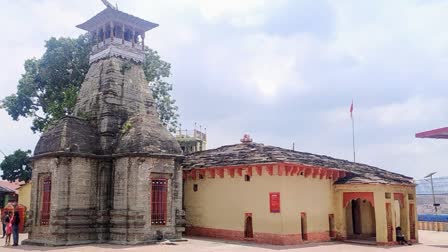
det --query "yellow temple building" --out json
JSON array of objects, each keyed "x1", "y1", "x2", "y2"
[{"x1": 182, "y1": 135, "x2": 417, "y2": 245}]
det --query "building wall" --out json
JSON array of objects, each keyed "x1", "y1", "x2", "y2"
[
  {"x1": 184, "y1": 166, "x2": 334, "y2": 244},
  {"x1": 28, "y1": 156, "x2": 100, "y2": 245},
  {"x1": 18, "y1": 183, "x2": 32, "y2": 210},
  {"x1": 110, "y1": 156, "x2": 183, "y2": 244},
  {"x1": 334, "y1": 184, "x2": 418, "y2": 244}
]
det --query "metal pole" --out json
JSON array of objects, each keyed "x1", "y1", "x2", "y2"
[
  {"x1": 430, "y1": 175, "x2": 437, "y2": 215},
  {"x1": 351, "y1": 114, "x2": 356, "y2": 163}
]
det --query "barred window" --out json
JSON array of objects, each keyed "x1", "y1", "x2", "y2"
[
  {"x1": 40, "y1": 176, "x2": 52, "y2": 225},
  {"x1": 151, "y1": 179, "x2": 167, "y2": 225}
]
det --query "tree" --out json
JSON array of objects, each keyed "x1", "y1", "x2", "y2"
[
  {"x1": 0, "y1": 150, "x2": 32, "y2": 183},
  {"x1": 2, "y1": 35, "x2": 179, "y2": 133}
]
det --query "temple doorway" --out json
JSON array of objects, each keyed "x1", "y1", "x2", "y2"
[
  {"x1": 345, "y1": 199, "x2": 376, "y2": 240},
  {"x1": 244, "y1": 216, "x2": 253, "y2": 238}
]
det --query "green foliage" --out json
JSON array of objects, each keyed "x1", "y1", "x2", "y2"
[
  {"x1": 2, "y1": 35, "x2": 91, "y2": 132},
  {"x1": 0, "y1": 150, "x2": 32, "y2": 183},
  {"x1": 144, "y1": 48, "x2": 179, "y2": 133},
  {"x1": 121, "y1": 120, "x2": 133, "y2": 134},
  {"x1": 120, "y1": 62, "x2": 132, "y2": 75},
  {"x1": 1, "y1": 36, "x2": 179, "y2": 133}
]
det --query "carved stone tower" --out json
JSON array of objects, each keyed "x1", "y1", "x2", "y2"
[{"x1": 24, "y1": 2, "x2": 184, "y2": 246}]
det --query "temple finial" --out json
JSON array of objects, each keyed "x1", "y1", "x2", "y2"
[{"x1": 101, "y1": 0, "x2": 117, "y2": 9}]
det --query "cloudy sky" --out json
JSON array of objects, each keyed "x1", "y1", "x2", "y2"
[{"x1": 1, "y1": 0, "x2": 448, "y2": 179}]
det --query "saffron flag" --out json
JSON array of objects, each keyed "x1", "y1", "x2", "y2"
[{"x1": 350, "y1": 100, "x2": 354, "y2": 118}]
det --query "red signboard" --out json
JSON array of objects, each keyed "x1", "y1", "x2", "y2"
[{"x1": 269, "y1": 192, "x2": 280, "y2": 213}]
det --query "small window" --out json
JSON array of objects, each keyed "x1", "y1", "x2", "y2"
[
  {"x1": 40, "y1": 176, "x2": 52, "y2": 226},
  {"x1": 245, "y1": 175, "x2": 251, "y2": 182},
  {"x1": 300, "y1": 172, "x2": 304, "y2": 176},
  {"x1": 199, "y1": 174, "x2": 204, "y2": 179},
  {"x1": 151, "y1": 179, "x2": 168, "y2": 225},
  {"x1": 408, "y1": 194, "x2": 414, "y2": 200},
  {"x1": 385, "y1": 193, "x2": 391, "y2": 199},
  {"x1": 193, "y1": 184, "x2": 198, "y2": 192}
]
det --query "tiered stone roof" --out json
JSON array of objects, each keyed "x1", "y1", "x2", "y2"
[{"x1": 182, "y1": 142, "x2": 414, "y2": 185}]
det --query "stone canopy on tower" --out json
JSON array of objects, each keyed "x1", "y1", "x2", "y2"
[
  {"x1": 77, "y1": 4, "x2": 159, "y2": 64},
  {"x1": 76, "y1": 7, "x2": 159, "y2": 32}
]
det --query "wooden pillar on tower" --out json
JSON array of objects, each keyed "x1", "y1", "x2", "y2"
[
  {"x1": 122, "y1": 24, "x2": 125, "y2": 44},
  {"x1": 132, "y1": 28, "x2": 135, "y2": 48},
  {"x1": 96, "y1": 28, "x2": 99, "y2": 47},
  {"x1": 103, "y1": 24, "x2": 106, "y2": 42},
  {"x1": 141, "y1": 33, "x2": 145, "y2": 50},
  {"x1": 110, "y1": 21, "x2": 114, "y2": 42}
]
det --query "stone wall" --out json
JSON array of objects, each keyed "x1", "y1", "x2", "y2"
[
  {"x1": 28, "y1": 157, "x2": 99, "y2": 246},
  {"x1": 110, "y1": 156, "x2": 183, "y2": 244}
]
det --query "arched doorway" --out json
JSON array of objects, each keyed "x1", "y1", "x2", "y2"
[{"x1": 345, "y1": 199, "x2": 376, "y2": 240}]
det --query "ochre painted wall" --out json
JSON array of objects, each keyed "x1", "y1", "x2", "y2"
[
  {"x1": 184, "y1": 166, "x2": 334, "y2": 236},
  {"x1": 334, "y1": 184, "x2": 418, "y2": 244},
  {"x1": 18, "y1": 183, "x2": 32, "y2": 210}
]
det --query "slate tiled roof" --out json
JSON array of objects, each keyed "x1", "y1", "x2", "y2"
[{"x1": 182, "y1": 143, "x2": 414, "y2": 185}]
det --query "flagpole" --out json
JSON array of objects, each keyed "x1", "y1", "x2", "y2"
[{"x1": 351, "y1": 108, "x2": 356, "y2": 163}]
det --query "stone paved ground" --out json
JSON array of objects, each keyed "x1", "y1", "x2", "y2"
[{"x1": 1, "y1": 231, "x2": 447, "y2": 251}]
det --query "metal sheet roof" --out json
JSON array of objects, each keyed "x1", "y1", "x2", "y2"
[{"x1": 416, "y1": 127, "x2": 448, "y2": 139}]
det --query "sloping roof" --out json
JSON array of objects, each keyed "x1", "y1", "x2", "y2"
[
  {"x1": 416, "y1": 127, "x2": 448, "y2": 139},
  {"x1": 77, "y1": 8, "x2": 159, "y2": 32},
  {"x1": 0, "y1": 185, "x2": 14, "y2": 193},
  {"x1": 182, "y1": 143, "x2": 414, "y2": 185},
  {"x1": 0, "y1": 180, "x2": 24, "y2": 193}
]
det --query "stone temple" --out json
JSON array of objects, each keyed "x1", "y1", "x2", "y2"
[{"x1": 24, "y1": 2, "x2": 184, "y2": 246}]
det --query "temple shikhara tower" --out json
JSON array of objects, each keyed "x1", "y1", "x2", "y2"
[{"x1": 25, "y1": 1, "x2": 184, "y2": 246}]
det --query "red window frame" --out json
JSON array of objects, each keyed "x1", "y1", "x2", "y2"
[
  {"x1": 40, "y1": 176, "x2": 52, "y2": 225},
  {"x1": 151, "y1": 179, "x2": 168, "y2": 225}
]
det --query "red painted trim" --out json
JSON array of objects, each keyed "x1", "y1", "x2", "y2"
[
  {"x1": 256, "y1": 166, "x2": 262, "y2": 176},
  {"x1": 304, "y1": 167, "x2": 312, "y2": 177},
  {"x1": 332, "y1": 170, "x2": 340, "y2": 181},
  {"x1": 246, "y1": 167, "x2": 253, "y2": 176},
  {"x1": 208, "y1": 168, "x2": 216, "y2": 179},
  {"x1": 199, "y1": 169, "x2": 206, "y2": 178},
  {"x1": 245, "y1": 213, "x2": 252, "y2": 217},
  {"x1": 186, "y1": 226, "x2": 330, "y2": 245},
  {"x1": 267, "y1": 165, "x2": 274, "y2": 176},
  {"x1": 188, "y1": 162, "x2": 350, "y2": 181},
  {"x1": 227, "y1": 167, "x2": 235, "y2": 178},
  {"x1": 320, "y1": 169, "x2": 327, "y2": 179},
  {"x1": 343, "y1": 192, "x2": 375, "y2": 207},
  {"x1": 290, "y1": 166, "x2": 298, "y2": 176},
  {"x1": 216, "y1": 168, "x2": 224, "y2": 178},
  {"x1": 312, "y1": 168, "x2": 321, "y2": 178},
  {"x1": 285, "y1": 166, "x2": 292, "y2": 176},
  {"x1": 393, "y1": 193, "x2": 404, "y2": 207},
  {"x1": 326, "y1": 169, "x2": 333, "y2": 179},
  {"x1": 278, "y1": 164, "x2": 285, "y2": 176},
  {"x1": 191, "y1": 169, "x2": 197, "y2": 180}
]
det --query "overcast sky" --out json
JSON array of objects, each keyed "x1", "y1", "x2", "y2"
[{"x1": 1, "y1": 0, "x2": 448, "y2": 179}]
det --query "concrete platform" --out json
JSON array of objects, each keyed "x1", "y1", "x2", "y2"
[{"x1": 1, "y1": 231, "x2": 447, "y2": 251}]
